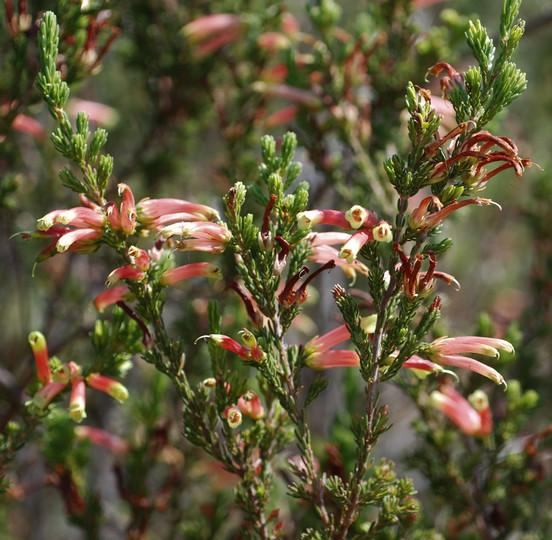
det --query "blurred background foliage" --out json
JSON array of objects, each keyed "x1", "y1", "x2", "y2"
[{"x1": 1, "y1": 0, "x2": 551, "y2": 538}]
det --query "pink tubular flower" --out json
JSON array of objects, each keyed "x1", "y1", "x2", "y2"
[
  {"x1": 428, "y1": 385, "x2": 484, "y2": 436},
  {"x1": 93, "y1": 286, "x2": 134, "y2": 312},
  {"x1": 160, "y1": 262, "x2": 222, "y2": 286},
  {"x1": 28, "y1": 331, "x2": 51, "y2": 384},
  {"x1": 86, "y1": 373, "x2": 129, "y2": 403},
  {"x1": 339, "y1": 229, "x2": 373, "y2": 263},
  {"x1": 237, "y1": 391, "x2": 265, "y2": 420},
  {"x1": 127, "y1": 246, "x2": 150, "y2": 270},
  {"x1": 182, "y1": 14, "x2": 242, "y2": 45},
  {"x1": 196, "y1": 334, "x2": 251, "y2": 360},
  {"x1": 106, "y1": 265, "x2": 146, "y2": 286},
  {"x1": 306, "y1": 315, "x2": 377, "y2": 355},
  {"x1": 54, "y1": 207, "x2": 106, "y2": 230},
  {"x1": 426, "y1": 335, "x2": 513, "y2": 386},
  {"x1": 136, "y1": 198, "x2": 219, "y2": 225},
  {"x1": 56, "y1": 227, "x2": 104, "y2": 253},
  {"x1": 12, "y1": 114, "x2": 45, "y2": 139},
  {"x1": 402, "y1": 355, "x2": 450, "y2": 378},
  {"x1": 307, "y1": 349, "x2": 360, "y2": 369},
  {"x1": 37, "y1": 207, "x2": 105, "y2": 231},
  {"x1": 69, "y1": 377, "x2": 87, "y2": 423},
  {"x1": 469, "y1": 389, "x2": 493, "y2": 436},
  {"x1": 159, "y1": 221, "x2": 231, "y2": 242},
  {"x1": 74, "y1": 426, "x2": 129, "y2": 454},
  {"x1": 173, "y1": 238, "x2": 229, "y2": 254},
  {"x1": 118, "y1": 183, "x2": 137, "y2": 235},
  {"x1": 198, "y1": 334, "x2": 265, "y2": 362},
  {"x1": 298, "y1": 207, "x2": 379, "y2": 230},
  {"x1": 430, "y1": 335, "x2": 514, "y2": 357},
  {"x1": 307, "y1": 232, "x2": 353, "y2": 246},
  {"x1": 28, "y1": 381, "x2": 67, "y2": 413},
  {"x1": 66, "y1": 99, "x2": 119, "y2": 128}
]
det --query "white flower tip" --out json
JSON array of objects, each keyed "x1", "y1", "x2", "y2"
[
  {"x1": 69, "y1": 405, "x2": 87, "y2": 423},
  {"x1": 37, "y1": 217, "x2": 54, "y2": 231},
  {"x1": 373, "y1": 222, "x2": 393, "y2": 243},
  {"x1": 339, "y1": 248, "x2": 355, "y2": 264},
  {"x1": 297, "y1": 212, "x2": 313, "y2": 229},
  {"x1": 345, "y1": 205, "x2": 366, "y2": 229}
]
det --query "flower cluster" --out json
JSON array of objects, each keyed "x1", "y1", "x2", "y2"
[
  {"x1": 27, "y1": 331, "x2": 129, "y2": 422},
  {"x1": 297, "y1": 204, "x2": 393, "y2": 267},
  {"x1": 429, "y1": 384, "x2": 492, "y2": 437}
]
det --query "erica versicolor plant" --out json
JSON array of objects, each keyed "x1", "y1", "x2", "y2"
[{"x1": 2, "y1": 1, "x2": 550, "y2": 539}]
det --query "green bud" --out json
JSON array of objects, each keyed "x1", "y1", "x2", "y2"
[
  {"x1": 522, "y1": 389, "x2": 539, "y2": 410},
  {"x1": 89, "y1": 128, "x2": 108, "y2": 161},
  {"x1": 97, "y1": 154, "x2": 114, "y2": 192}
]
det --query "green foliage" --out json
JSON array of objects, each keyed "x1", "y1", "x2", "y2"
[{"x1": 2, "y1": 1, "x2": 550, "y2": 538}]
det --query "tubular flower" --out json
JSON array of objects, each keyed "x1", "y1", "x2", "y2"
[
  {"x1": 278, "y1": 261, "x2": 336, "y2": 307},
  {"x1": 159, "y1": 221, "x2": 231, "y2": 242},
  {"x1": 28, "y1": 331, "x2": 52, "y2": 384},
  {"x1": 394, "y1": 244, "x2": 459, "y2": 299},
  {"x1": 307, "y1": 349, "x2": 361, "y2": 369},
  {"x1": 136, "y1": 197, "x2": 219, "y2": 227},
  {"x1": 182, "y1": 14, "x2": 242, "y2": 44},
  {"x1": 127, "y1": 246, "x2": 150, "y2": 270},
  {"x1": 401, "y1": 355, "x2": 450, "y2": 378},
  {"x1": 428, "y1": 385, "x2": 482, "y2": 436},
  {"x1": 306, "y1": 315, "x2": 377, "y2": 356},
  {"x1": 37, "y1": 207, "x2": 106, "y2": 231},
  {"x1": 118, "y1": 183, "x2": 137, "y2": 235},
  {"x1": 159, "y1": 222, "x2": 231, "y2": 254},
  {"x1": 27, "y1": 381, "x2": 67, "y2": 413},
  {"x1": 75, "y1": 426, "x2": 130, "y2": 454},
  {"x1": 160, "y1": 262, "x2": 222, "y2": 286},
  {"x1": 339, "y1": 229, "x2": 374, "y2": 263},
  {"x1": 197, "y1": 333, "x2": 265, "y2": 362},
  {"x1": 69, "y1": 377, "x2": 87, "y2": 423},
  {"x1": 306, "y1": 231, "x2": 369, "y2": 282},
  {"x1": 427, "y1": 129, "x2": 534, "y2": 190},
  {"x1": 182, "y1": 14, "x2": 244, "y2": 59},
  {"x1": 237, "y1": 391, "x2": 265, "y2": 420},
  {"x1": 93, "y1": 286, "x2": 134, "y2": 312},
  {"x1": 56, "y1": 228, "x2": 104, "y2": 253},
  {"x1": 428, "y1": 385, "x2": 492, "y2": 437},
  {"x1": 469, "y1": 389, "x2": 493, "y2": 436},
  {"x1": 305, "y1": 315, "x2": 377, "y2": 369},
  {"x1": 298, "y1": 205, "x2": 378, "y2": 230},
  {"x1": 345, "y1": 205, "x2": 379, "y2": 229},
  {"x1": 86, "y1": 373, "x2": 129, "y2": 403},
  {"x1": 409, "y1": 196, "x2": 500, "y2": 232},
  {"x1": 106, "y1": 265, "x2": 146, "y2": 286},
  {"x1": 425, "y1": 335, "x2": 513, "y2": 386},
  {"x1": 32, "y1": 203, "x2": 106, "y2": 261}
]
